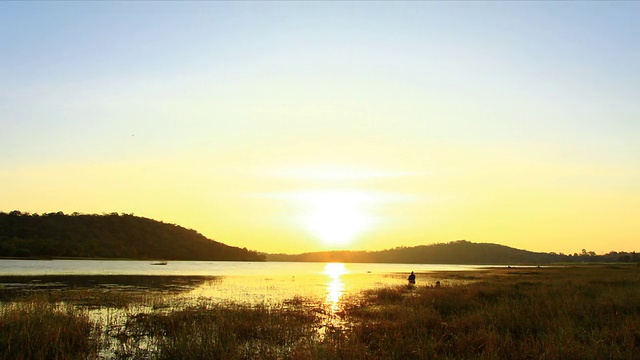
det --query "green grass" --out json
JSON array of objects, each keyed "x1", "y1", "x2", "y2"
[{"x1": 1, "y1": 265, "x2": 639, "y2": 359}]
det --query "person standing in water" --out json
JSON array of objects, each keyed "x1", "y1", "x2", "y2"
[{"x1": 408, "y1": 271, "x2": 416, "y2": 284}]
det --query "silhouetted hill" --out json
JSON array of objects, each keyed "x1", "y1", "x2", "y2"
[
  {"x1": 267, "y1": 240, "x2": 639, "y2": 264},
  {"x1": 0, "y1": 211, "x2": 265, "y2": 261}
]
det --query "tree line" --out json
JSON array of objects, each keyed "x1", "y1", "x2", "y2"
[
  {"x1": 3, "y1": 211, "x2": 636, "y2": 264},
  {"x1": 0, "y1": 211, "x2": 265, "y2": 261},
  {"x1": 267, "y1": 240, "x2": 640, "y2": 264}
]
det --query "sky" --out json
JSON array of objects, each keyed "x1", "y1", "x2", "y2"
[{"x1": 1, "y1": 2, "x2": 639, "y2": 255}]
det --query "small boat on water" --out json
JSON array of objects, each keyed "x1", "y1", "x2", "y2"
[{"x1": 151, "y1": 261, "x2": 168, "y2": 266}]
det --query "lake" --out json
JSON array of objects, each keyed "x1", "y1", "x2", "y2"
[{"x1": 0, "y1": 260, "x2": 496, "y2": 307}]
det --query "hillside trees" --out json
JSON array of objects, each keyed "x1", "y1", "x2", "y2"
[
  {"x1": 266, "y1": 240, "x2": 639, "y2": 264},
  {"x1": 0, "y1": 211, "x2": 265, "y2": 261}
]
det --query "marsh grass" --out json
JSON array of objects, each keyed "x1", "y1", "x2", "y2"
[
  {"x1": 108, "y1": 300, "x2": 324, "y2": 359},
  {"x1": 316, "y1": 265, "x2": 640, "y2": 360},
  {"x1": 0, "y1": 298, "x2": 99, "y2": 360},
  {"x1": 1, "y1": 265, "x2": 639, "y2": 359}
]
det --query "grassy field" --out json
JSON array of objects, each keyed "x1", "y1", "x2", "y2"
[{"x1": 1, "y1": 265, "x2": 639, "y2": 359}]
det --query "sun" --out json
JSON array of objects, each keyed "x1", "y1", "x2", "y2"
[{"x1": 298, "y1": 191, "x2": 373, "y2": 246}]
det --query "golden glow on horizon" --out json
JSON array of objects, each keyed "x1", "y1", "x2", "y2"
[{"x1": 2, "y1": 156, "x2": 639, "y2": 255}]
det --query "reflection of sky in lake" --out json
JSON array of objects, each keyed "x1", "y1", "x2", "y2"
[
  {"x1": 184, "y1": 262, "x2": 458, "y2": 308},
  {"x1": 0, "y1": 260, "x2": 491, "y2": 277},
  {"x1": 0, "y1": 260, "x2": 497, "y2": 307},
  {"x1": 186, "y1": 265, "x2": 360, "y2": 306}
]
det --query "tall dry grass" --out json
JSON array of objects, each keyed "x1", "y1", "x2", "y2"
[
  {"x1": 0, "y1": 298, "x2": 98, "y2": 360},
  {"x1": 1, "y1": 265, "x2": 638, "y2": 359},
  {"x1": 109, "y1": 300, "x2": 323, "y2": 359},
  {"x1": 313, "y1": 265, "x2": 640, "y2": 360}
]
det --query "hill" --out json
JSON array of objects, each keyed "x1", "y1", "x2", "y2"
[
  {"x1": 267, "y1": 240, "x2": 639, "y2": 264},
  {"x1": 2, "y1": 211, "x2": 636, "y2": 264},
  {"x1": 0, "y1": 211, "x2": 265, "y2": 261}
]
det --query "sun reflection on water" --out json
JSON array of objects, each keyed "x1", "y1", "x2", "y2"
[{"x1": 323, "y1": 263, "x2": 346, "y2": 313}]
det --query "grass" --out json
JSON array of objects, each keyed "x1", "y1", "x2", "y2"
[
  {"x1": 0, "y1": 298, "x2": 99, "y2": 360},
  {"x1": 1, "y1": 265, "x2": 639, "y2": 359},
  {"x1": 324, "y1": 265, "x2": 640, "y2": 360}
]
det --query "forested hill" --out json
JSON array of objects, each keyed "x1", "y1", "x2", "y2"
[
  {"x1": 0, "y1": 211, "x2": 265, "y2": 261},
  {"x1": 267, "y1": 240, "x2": 640, "y2": 264}
]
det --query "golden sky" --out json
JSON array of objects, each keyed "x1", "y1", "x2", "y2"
[{"x1": 1, "y1": 2, "x2": 639, "y2": 254}]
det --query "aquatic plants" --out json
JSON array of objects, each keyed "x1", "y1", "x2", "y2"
[
  {"x1": 1, "y1": 265, "x2": 639, "y2": 359},
  {"x1": 0, "y1": 299, "x2": 98, "y2": 360},
  {"x1": 108, "y1": 300, "x2": 323, "y2": 359},
  {"x1": 318, "y1": 265, "x2": 640, "y2": 359}
]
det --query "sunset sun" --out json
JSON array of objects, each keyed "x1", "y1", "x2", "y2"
[{"x1": 298, "y1": 191, "x2": 373, "y2": 246}]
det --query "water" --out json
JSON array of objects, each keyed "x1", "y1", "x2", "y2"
[
  {"x1": 0, "y1": 260, "x2": 493, "y2": 306},
  {"x1": 1, "y1": 259, "x2": 497, "y2": 358}
]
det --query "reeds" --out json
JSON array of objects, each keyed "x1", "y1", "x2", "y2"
[
  {"x1": 0, "y1": 298, "x2": 98, "y2": 360},
  {"x1": 109, "y1": 301, "x2": 323, "y2": 359},
  {"x1": 316, "y1": 265, "x2": 640, "y2": 359},
  {"x1": 1, "y1": 265, "x2": 638, "y2": 359}
]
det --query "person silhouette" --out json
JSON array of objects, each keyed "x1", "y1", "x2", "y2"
[{"x1": 408, "y1": 271, "x2": 416, "y2": 284}]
